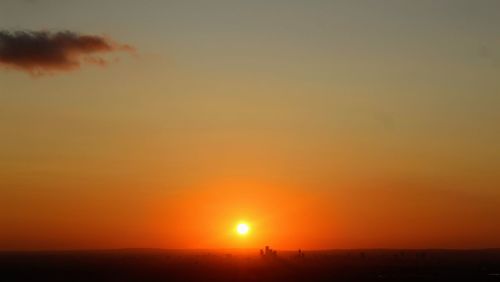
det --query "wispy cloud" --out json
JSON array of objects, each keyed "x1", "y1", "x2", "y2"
[{"x1": 0, "y1": 30, "x2": 135, "y2": 76}]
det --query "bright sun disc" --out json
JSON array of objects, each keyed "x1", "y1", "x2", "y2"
[{"x1": 236, "y1": 223, "x2": 250, "y2": 235}]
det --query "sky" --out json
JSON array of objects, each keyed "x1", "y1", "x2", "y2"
[{"x1": 0, "y1": 0, "x2": 499, "y2": 250}]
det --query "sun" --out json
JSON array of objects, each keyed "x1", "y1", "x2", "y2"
[{"x1": 236, "y1": 222, "x2": 250, "y2": 235}]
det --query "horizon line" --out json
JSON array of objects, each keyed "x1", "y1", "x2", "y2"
[{"x1": 2, "y1": 247, "x2": 500, "y2": 253}]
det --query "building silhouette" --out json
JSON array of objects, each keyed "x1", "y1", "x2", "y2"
[{"x1": 260, "y1": 246, "x2": 277, "y2": 258}]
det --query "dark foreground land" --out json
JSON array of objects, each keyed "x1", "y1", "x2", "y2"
[{"x1": 1, "y1": 249, "x2": 500, "y2": 282}]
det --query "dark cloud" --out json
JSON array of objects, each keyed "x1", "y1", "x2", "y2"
[{"x1": 0, "y1": 30, "x2": 134, "y2": 75}]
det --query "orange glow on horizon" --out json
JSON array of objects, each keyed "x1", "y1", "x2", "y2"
[{"x1": 144, "y1": 179, "x2": 340, "y2": 250}]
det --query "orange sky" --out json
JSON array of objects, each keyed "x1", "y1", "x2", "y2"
[
  {"x1": 1, "y1": 0, "x2": 500, "y2": 250},
  {"x1": 2, "y1": 176, "x2": 499, "y2": 250}
]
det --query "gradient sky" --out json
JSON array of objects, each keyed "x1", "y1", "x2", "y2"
[{"x1": 1, "y1": 0, "x2": 499, "y2": 250}]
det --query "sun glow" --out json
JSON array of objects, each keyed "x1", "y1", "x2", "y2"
[{"x1": 236, "y1": 223, "x2": 250, "y2": 235}]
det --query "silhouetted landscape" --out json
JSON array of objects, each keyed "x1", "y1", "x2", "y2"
[{"x1": 2, "y1": 248, "x2": 500, "y2": 282}]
